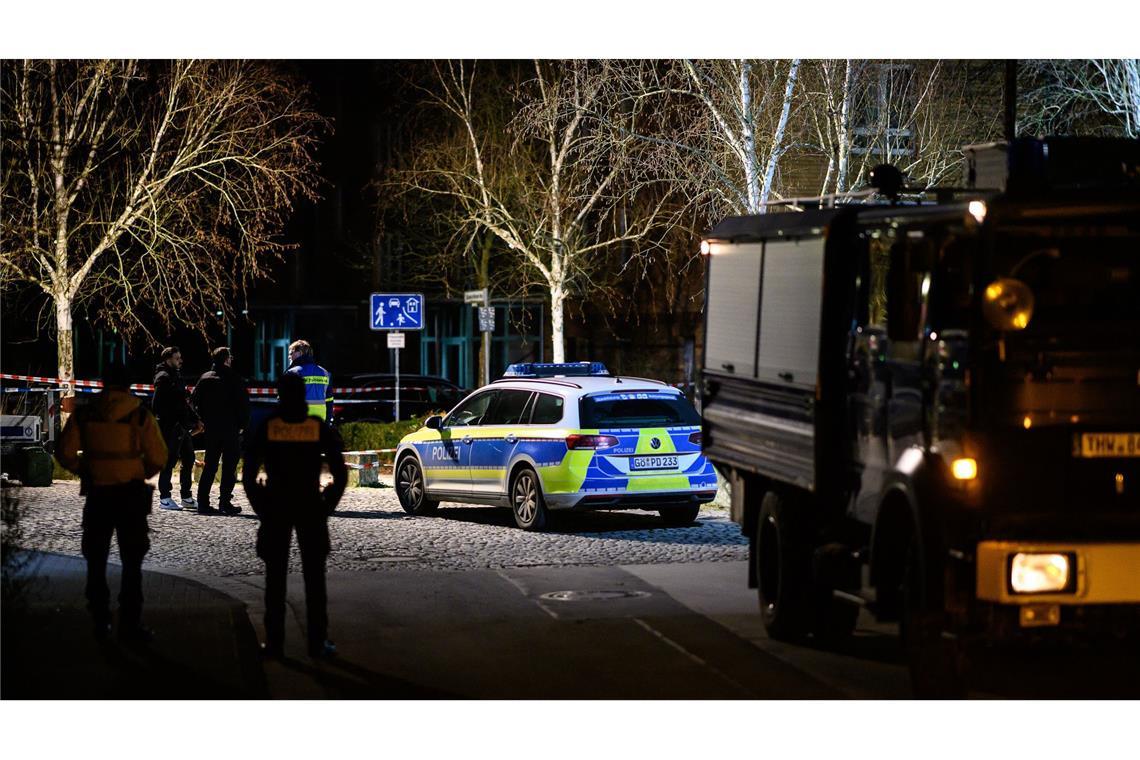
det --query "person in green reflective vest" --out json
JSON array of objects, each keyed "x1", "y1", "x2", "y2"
[{"x1": 285, "y1": 340, "x2": 332, "y2": 421}]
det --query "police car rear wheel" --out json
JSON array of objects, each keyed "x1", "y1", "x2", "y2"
[
  {"x1": 658, "y1": 504, "x2": 700, "y2": 526},
  {"x1": 397, "y1": 457, "x2": 438, "y2": 516},
  {"x1": 511, "y1": 467, "x2": 547, "y2": 531}
]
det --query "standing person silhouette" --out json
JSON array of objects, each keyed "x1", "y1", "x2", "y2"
[
  {"x1": 242, "y1": 372, "x2": 347, "y2": 658},
  {"x1": 285, "y1": 339, "x2": 333, "y2": 421},
  {"x1": 192, "y1": 347, "x2": 249, "y2": 515},
  {"x1": 55, "y1": 362, "x2": 168, "y2": 642},
  {"x1": 153, "y1": 346, "x2": 203, "y2": 512}
]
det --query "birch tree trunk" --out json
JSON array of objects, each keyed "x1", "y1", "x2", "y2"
[
  {"x1": 550, "y1": 284, "x2": 566, "y2": 363},
  {"x1": 759, "y1": 59, "x2": 801, "y2": 212}
]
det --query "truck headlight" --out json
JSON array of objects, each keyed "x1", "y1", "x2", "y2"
[
  {"x1": 950, "y1": 457, "x2": 977, "y2": 480},
  {"x1": 1009, "y1": 553, "x2": 1074, "y2": 594}
]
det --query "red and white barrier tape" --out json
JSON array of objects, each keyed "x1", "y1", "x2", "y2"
[{"x1": 1, "y1": 373, "x2": 438, "y2": 396}]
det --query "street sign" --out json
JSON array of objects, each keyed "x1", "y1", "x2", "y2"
[
  {"x1": 387, "y1": 331, "x2": 406, "y2": 349},
  {"x1": 371, "y1": 293, "x2": 424, "y2": 330},
  {"x1": 464, "y1": 288, "x2": 488, "y2": 305},
  {"x1": 478, "y1": 307, "x2": 495, "y2": 332}
]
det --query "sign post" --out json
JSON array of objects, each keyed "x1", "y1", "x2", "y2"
[
  {"x1": 371, "y1": 294, "x2": 424, "y2": 421},
  {"x1": 465, "y1": 288, "x2": 493, "y2": 385}
]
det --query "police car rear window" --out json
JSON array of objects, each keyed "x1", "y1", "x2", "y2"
[{"x1": 579, "y1": 392, "x2": 700, "y2": 428}]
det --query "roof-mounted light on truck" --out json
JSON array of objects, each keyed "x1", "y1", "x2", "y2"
[{"x1": 968, "y1": 200, "x2": 987, "y2": 224}]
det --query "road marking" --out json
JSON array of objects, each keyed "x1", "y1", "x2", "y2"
[
  {"x1": 631, "y1": 617, "x2": 756, "y2": 697},
  {"x1": 495, "y1": 570, "x2": 560, "y2": 620}
]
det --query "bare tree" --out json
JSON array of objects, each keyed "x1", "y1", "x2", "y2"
[
  {"x1": 619, "y1": 59, "x2": 803, "y2": 220},
  {"x1": 1, "y1": 60, "x2": 325, "y2": 400},
  {"x1": 804, "y1": 60, "x2": 1002, "y2": 196},
  {"x1": 1020, "y1": 59, "x2": 1140, "y2": 137},
  {"x1": 389, "y1": 60, "x2": 671, "y2": 362}
]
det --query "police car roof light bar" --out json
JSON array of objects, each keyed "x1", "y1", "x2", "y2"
[{"x1": 503, "y1": 362, "x2": 609, "y2": 378}]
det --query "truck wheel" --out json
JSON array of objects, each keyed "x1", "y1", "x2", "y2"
[
  {"x1": 511, "y1": 467, "x2": 548, "y2": 531},
  {"x1": 901, "y1": 532, "x2": 966, "y2": 698},
  {"x1": 756, "y1": 491, "x2": 814, "y2": 641},
  {"x1": 396, "y1": 457, "x2": 439, "y2": 516},
  {"x1": 659, "y1": 504, "x2": 700, "y2": 526}
]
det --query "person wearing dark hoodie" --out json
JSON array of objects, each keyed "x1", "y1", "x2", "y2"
[
  {"x1": 56, "y1": 362, "x2": 168, "y2": 642},
  {"x1": 191, "y1": 347, "x2": 250, "y2": 515},
  {"x1": 153, "y1": 346, "x2": 202, "y2": 512},
  {"x1": 242, "y1": 372, "x2": 347, "y2": 659}
]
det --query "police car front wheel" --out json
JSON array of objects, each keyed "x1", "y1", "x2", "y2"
[
  {"x1": 397, "y1": 457, "x2": 439, "y2": 516},
  {"x1": 511, "y1": 467, "x2": 547, "y2": 531}
]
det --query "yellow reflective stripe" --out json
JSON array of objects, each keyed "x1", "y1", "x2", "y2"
[
  {"x1": 626, "y1": 474, "x2": 690, "y2": 491},
  {"x1": 303, "y1": 376, "x2": 328, "y2": 384},
  {"x1": 307, "y1": 402, "x2": 327, "y2": 420},
  {"x1": 537, "y1": 450, "x2": 592, "y2": 493}
]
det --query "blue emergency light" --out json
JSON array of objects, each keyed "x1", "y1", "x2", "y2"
[{"x1": 502, "y1": 362, "x2": 610, "y2": 378}]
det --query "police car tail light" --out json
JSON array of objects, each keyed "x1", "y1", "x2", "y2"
[
  {"x1": 689, "y1": 431, "x2": 702, "y2": 447},
  {"x1": 566, "y1": 434, "x2": 619, "y2": 450}
]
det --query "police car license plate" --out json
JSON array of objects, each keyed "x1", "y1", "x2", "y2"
[
  {"x1": 1074, "y1": 433, "x2": 1140, "y2": 458},
  {"x1": 631, "y1": 455, "x2": 678, "y2": 471}
]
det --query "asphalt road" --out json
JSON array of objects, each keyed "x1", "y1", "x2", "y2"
[{"x1": 12, "y1": 481, "x2": 1140, "y2": 699}]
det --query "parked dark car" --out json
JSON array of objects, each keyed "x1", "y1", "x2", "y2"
[{"x1": 331, "y1": 374, "x2": 466, "y2": 425}]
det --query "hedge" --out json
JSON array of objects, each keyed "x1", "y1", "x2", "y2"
[{"x1": 336, "y1": 416, "x2": 430, "y2": 454}]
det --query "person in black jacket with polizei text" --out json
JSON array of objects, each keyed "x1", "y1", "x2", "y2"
[
  {"x1": 242, "y1": 372, "x2": 347, "y2": 659},
  {"x1": 153, "y1": 346, "x2": 202, "y2": 512},
  {"x1": 191, "y1": 347, "x2": 250, "y2": 515}
]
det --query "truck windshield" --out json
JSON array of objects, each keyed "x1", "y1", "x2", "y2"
[
  {"x1": 580, "y1": 392, "x2": 701, "y2": 428},
  {"x1": 989, "y1": 223, "x2": 1139, "y2": 348}
]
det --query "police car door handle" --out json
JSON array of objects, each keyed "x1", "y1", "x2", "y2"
[
  {"x1": 505, "y1": 434, "x2": 517, "y2": 444},
  {"x1": 462, "y1": 435, "x2": 473, "y2": 445}
]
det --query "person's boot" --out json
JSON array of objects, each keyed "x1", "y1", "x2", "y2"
[{"x1": 218, "y1": 501, "x2": 241, "y2": 516}]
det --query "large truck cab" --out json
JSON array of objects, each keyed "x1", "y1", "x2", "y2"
[{"x1": 700, "y1": 138, "x2": 1140, "y2": 695}]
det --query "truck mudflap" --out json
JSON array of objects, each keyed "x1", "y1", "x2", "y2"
[{"x1": 975, "y1": 540, "x2": 1140, "y2": 605}]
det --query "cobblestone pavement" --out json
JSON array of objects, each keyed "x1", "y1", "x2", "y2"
[{"x1": 16, "y1": 480, "x2": 747, "y2": 576}]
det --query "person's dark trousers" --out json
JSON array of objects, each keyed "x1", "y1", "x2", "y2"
[
  {"x1": 158, "y1": 422, "x2": 195, "y2": 500},
  {"x1": 257, "y1": 513, "x2": 330, "y2": 650},
  {"x1": 80, "y1": 482, "x2": 151, "y2": 630},
  {"x1": 257, "y1": 517, "x2": 292, "y2": 650},
  {"x1": 197, "y1": 431, "x2": 240, "y2": 508},
  {"x1": 296, "y1": 517, "x2": 331, "y2": 646}
]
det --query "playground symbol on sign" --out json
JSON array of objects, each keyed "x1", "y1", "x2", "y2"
[{"x1": 371, "y1": 293, "x2": 424, "y2": 330}]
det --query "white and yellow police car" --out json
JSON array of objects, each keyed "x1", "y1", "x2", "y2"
[{"x1": 394, "y1": 362, "x2": 718, "y2": 530}]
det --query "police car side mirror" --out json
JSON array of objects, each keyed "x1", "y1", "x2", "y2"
[{"x1": 425, "y1": 415, "x2": 443, "y2": 430}]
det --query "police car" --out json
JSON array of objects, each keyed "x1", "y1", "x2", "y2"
[{"x1": 394, "y1": 362, "x2": 718, "y2": 530}]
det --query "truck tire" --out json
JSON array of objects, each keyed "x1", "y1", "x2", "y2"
[
  {"x1": 901, "y1": 531, "x2": 966, "y2": 698},
  {"x1": 756, "y1": 491, "x2": 814, "y2": 641}
]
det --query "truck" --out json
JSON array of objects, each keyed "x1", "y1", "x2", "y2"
[{"x1": 699, "y1": 137, "x2": 1140, "y2": 696}]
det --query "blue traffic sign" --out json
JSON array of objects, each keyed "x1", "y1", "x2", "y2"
[{"x1": 370, "y1": 293, "x2": 424, "y2": 331}]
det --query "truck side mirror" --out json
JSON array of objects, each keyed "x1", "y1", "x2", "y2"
[
  {"x1": 425, "y1": 415, "x2": 443, "y2": 430},
  {"x1": 887, "y1": 243, "x2": 923, "y2": 342}
]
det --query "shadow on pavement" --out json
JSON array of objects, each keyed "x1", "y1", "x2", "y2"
[
  {"x1": 270, "y1": 656, "x2": 460, "y2": 699},
  {"x1": 432, "y1": 505, "x2": 733, "y2": 541}
]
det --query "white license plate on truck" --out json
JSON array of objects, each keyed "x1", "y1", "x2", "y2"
[{"x1": 1074, "y1": 433, "x2": 1140, "y2": 458}]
